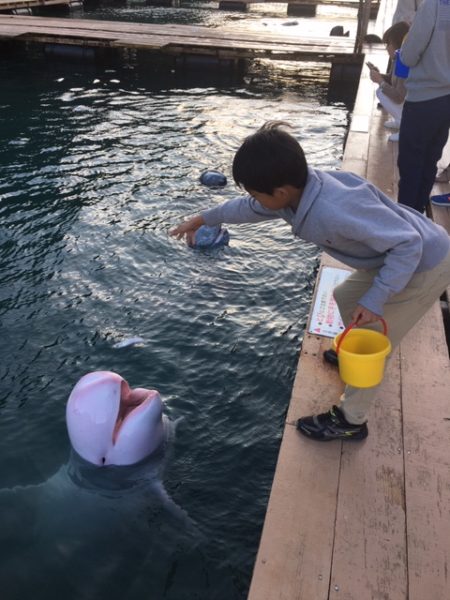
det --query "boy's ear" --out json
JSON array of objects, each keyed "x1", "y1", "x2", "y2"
[{"x1": 273, "y1": 185, "x2": 291, "y2": 199}]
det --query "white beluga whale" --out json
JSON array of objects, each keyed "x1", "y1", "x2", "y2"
[
  {"x1": 66, "y1": 370, "x2": 165, "y2": 466},
  {"x1": 0, "y1": 371, "x2": 205, "y2": 599}
]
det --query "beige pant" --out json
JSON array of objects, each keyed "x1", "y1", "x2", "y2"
[{"x1": 333, "y1": 249, "x2": 450, "y2": 424}]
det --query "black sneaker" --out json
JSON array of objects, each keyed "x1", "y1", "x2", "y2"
[
  {"x1": 323, "y1": 349, "x2": 338, "y2": 367},
  {"x1": 296, "y1": 405, "x2": 368, "y2": 441}
]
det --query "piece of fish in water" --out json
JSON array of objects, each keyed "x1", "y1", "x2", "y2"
[{"x1": 112, "y1": 337, "x2": 145, "y2": 349}]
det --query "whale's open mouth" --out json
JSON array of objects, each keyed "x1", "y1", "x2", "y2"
[
  {"x1": 112, "y1": 382, "x2": 157, "y2": 444},
  {"x1": 67, "y1": 371, "x2": 165, "y2": 466}
]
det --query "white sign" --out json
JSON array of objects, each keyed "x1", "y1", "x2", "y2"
[{"x1": 308, "y1": 266, "x2": 351, "y2": 338}]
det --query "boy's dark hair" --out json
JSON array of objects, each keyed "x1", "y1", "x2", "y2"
[
  {"x1": 382, "y1": 21, "x2": 409, "y2": 49},
  {"x1": 232, "y1": 121, "x2": 308, "y2": 194}
]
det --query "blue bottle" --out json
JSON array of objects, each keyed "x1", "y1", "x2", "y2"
[
  {"x1": 192, "y1": 225, "x2": 230, "y2": 249},
  {"x1": 394, "y1": 49, "x2": 409, "y2": 78},
  {"x1": 199, "y1": 170, "x2": 227, "y2": 188}
]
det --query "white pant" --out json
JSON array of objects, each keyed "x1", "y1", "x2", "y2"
[
  {"x1": 438, "y1": 135, "x2": 450, "y2": 170},
  {"x1": 376, "y1": 88, "x2": 403, "y2": 124},
  {"x1": 333, "y1": 250, "x2": 450, "y2": 424}
]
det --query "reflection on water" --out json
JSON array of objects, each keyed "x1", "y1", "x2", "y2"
[{"x1": 0, "y1": 14, "x2": 349, "y2": 597}]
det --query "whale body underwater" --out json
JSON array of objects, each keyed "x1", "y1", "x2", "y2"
[{"x1": 0, "y1": 372, "x2": 207, "y2": 599}]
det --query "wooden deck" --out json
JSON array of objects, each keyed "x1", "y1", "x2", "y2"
[
  {"x1": 0, "y1": 14, "x2": 367, "y2": 64},
  {"x1": 247, "y1": 14, "x2": 450, "y2": 600},
  {"x1": 247, "y1": 2, "x2": 450, "y2": 598}
]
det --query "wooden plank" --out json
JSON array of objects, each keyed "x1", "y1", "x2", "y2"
[
  {"x1": 248, "y1": 329, "x2": 343, "y2": 600},
  {"x1": 0, "y1": 0, "x2": 69, "y2": 7},
  {"x1": 400, "y1": 303, "x2": 450, "y2": 600},
  {"x1": 365, "y1": 103, "x2": 399, "y2": 198},
  {"x1": 248, "y1": 256, "x2": 346, "y2": 600},
  {"x1": 329, "y1": 349, "x2": 408, "y2": 600},
  {"x1": 430, "y1": 177, "x2": 450, "y2": 236},
  {"x1": 0, "y1": 23, "x2": 29, "y2": 36},
  {"x1": 430, "y1": 204, "x2": 450, "y2": 234},
  {"x1": 247, "y1": 428, "x2": 341, "y2": 600},
  {"x1": 430, "y1": 199, "x2": 450, "y2": 301},
  {"x1": 342, "y1": 131, "x2": 369, "y2": 178},
  {"x1": 20, "y1": 32, "x2": 358, "y2": 60},
  {"x1": 0, "y1": 15, "x2": 357, "y2": 51},
  {"x1": 342, "y1": 49, "x2": 385, "y2": 178},
  {"x1": 0, "y1": 15, "x2": 342, "y2": 47},
  {"x1": 0, "y1": 16, "x2": 364, "y2": 61}
]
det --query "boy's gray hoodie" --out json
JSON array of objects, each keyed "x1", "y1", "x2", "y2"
[
  {"x1": 201, "y1": 168, "x2": 450, "y2": 316},
  {"x1": 400, "y1": 0, "x2": 450, "y2": 101}
]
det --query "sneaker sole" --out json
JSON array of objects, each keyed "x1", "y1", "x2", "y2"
[{"x1": 297, "y1": 424, "x2": 368, "y2": 442}]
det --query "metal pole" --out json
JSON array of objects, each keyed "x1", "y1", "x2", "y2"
[{"x1": 354, "y1": 0, "x2": 372, "y2": 54}]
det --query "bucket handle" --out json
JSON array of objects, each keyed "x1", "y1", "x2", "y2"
[{"x1": 336, "y1": 317, "x2": 388, "y2": 355}]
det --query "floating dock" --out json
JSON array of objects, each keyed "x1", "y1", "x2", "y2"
[
  {"x1": 0, "y1": 13, "x2": 382, "y2": 83},
  {"x1": 0, "y1": 0, "x2": 379, "y2": 17},
  {"x1": 216, "y1": 0, "x2": 380, "y2": 18},
  {"x1": 247, "y1": 0, "x2": 450, "y2": 597},
  {"x1": 0, "y1": 0, "x2": 73, "y2": 13},
  {"x1": 0, "y1": 14, "x2": 363, "y2": 64}
]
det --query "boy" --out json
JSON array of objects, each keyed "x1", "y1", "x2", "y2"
[{"x1": 170, "y1": 122, "x2": 450, "y2": 441}]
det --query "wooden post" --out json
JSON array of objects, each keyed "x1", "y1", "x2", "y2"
[
  {"x1": 354, "y1": 0, "x2": 372, "y2": 54},
  {"x1": 287, "y1": 3, "x2": 317, "y2": 16},
  {"x1": 218, "y1": 0, "x2": 248, "y2": 11}
]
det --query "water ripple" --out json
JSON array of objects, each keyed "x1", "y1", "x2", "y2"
[{"x1": 0, "y1": 45, "x2": 348, "y2": 599}]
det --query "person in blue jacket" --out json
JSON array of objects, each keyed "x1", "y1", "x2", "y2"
[{"x1": 170, "y1": 122, "x2": 450, "y2": 441}]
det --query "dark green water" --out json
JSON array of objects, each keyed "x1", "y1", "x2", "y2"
[{"x1": 0, "y1": 6, "x2": 350, "y2": 598}]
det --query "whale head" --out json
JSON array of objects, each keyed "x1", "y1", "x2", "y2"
[{"x1": 66, "y1": 371, "x2": 165, "y2": 467}]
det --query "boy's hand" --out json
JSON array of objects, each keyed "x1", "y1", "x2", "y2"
[
  {"x1": 169, "y1": 214, "x2": 205, "y2": 246},
  {"x1": 351, "y1": 304, "x2": 381, "y2": 326}
]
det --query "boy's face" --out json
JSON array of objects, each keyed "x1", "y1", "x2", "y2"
[{"x1": 247, "y1": 185, "x2": 302, "y2": 211}]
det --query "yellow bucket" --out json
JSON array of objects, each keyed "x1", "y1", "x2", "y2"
[{"x1": 333, "y1": 319, "x2": 391, "y2": 388}]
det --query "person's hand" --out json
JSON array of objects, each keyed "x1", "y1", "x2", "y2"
[
  {"x1": 351, "y1": 304, "x2": 381, "y2": 326},
  {"x1": 369, "y1": 69, "x2": 383, "y2": 84},
  {"x1": 169, "y1": 214, "x2": 205, "y2": 246}
]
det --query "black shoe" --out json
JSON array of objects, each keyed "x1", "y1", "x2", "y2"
[
  {"x1": 323, "y1": 349, "x2": 338, "y2": 367},
  {"x1": 296, "y1": 405, "x2": 368, "y2": 441}
]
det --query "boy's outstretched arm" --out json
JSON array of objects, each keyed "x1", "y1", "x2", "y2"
[{"x1": 170, "y1": 214, "x2": 205, "y2": 245}]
